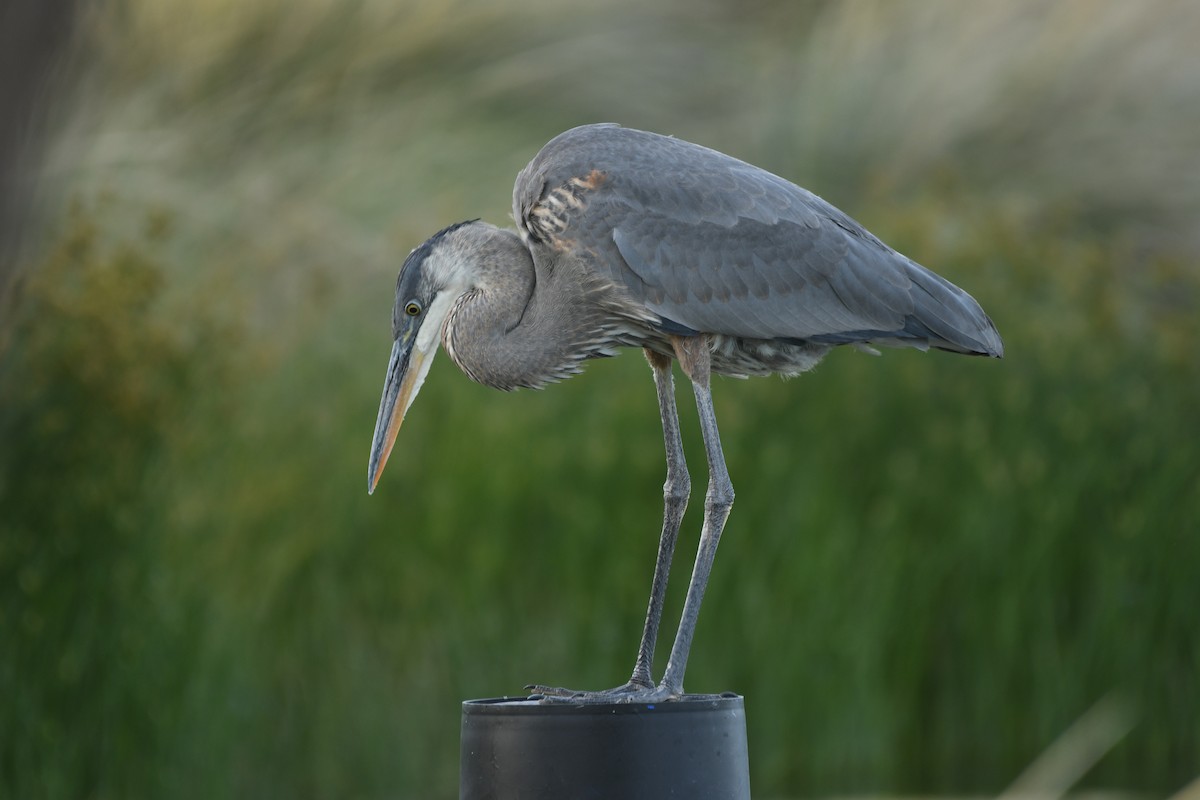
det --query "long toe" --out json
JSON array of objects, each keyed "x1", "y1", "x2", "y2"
[
  {"x1": 526, "y1": 680, "x2": 677, "y2": 705},
  {"x1": 523, "y1": 683, "x2": 587, "y2": 699}
]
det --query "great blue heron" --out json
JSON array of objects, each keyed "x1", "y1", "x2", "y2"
[{"x1": 368, "y1": 123, "x2": 1002, "y2": 703}]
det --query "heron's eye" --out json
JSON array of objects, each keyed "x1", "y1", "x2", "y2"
[{"x1": 405, "y1": 301, "x2": 422, "y2": 317}]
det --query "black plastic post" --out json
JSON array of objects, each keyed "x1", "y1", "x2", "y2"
[{"x1": 460, "y1": 694, "x2": 750, "y2": 800}]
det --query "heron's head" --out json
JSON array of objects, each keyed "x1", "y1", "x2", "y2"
[{"x1": 367, "y1": 219, "x2": 482, "y2": 494}]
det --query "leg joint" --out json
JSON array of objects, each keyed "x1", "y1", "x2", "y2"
[
  {"x1": 704, "y1": 481, "x2": 734, "y2": 514},
  {"x1": 663, "y1": 472, "x2": 691, "y2": 503}
]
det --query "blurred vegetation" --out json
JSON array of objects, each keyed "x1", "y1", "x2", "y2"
[{"x1": 2, "y1": 0, "x2": 1198, "y2": 798}]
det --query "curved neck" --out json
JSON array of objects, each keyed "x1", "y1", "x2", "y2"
[{"x1": 442, "y1": 228, "x2": 597, "y2": 390}]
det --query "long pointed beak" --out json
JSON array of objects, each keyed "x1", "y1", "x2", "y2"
[{"x1": 367, "y1": 336, "x2": 435, "y2": 494}]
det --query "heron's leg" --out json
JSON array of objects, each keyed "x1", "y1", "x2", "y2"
[
  {"x1": 657, "y1": 335, "x2": 734, "y2": 696},
  {"x1": 531, "y1": 338, "x2": 731, "y2": 703},
  {"x1": 626, "y1": 348, "x2": 691, "y2": 688},
  {"x1": 525, "y1": 350, "x2": 690, "y2": 702}
]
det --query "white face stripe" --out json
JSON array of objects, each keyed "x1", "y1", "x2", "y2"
[
  {"x1": 411, "y1": 234, "x2": 478, "y2": 354},
  {"x1": 415, "y1": 290, "x2": 458, "y2": 353}
]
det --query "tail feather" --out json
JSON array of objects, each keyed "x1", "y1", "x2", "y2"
[
  {"x1": 804, "y1": 261, "x2": 1003, "y2": 357},
  {"x1": 906, "y1": 261, "x2": 1004, "y2": 357}
]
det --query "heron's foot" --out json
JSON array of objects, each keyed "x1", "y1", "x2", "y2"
[{"x1": 524, "y1": 679, "x2": 681, "y2": 705}]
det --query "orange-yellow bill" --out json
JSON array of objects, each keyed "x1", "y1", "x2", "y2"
[{"x1": 367, "y1": 338, "x2": 433, "y2": 494}]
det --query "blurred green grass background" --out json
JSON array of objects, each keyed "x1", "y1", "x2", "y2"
[{"x1": 2, "y1": 0, "x2": 1198, "y2": 797}]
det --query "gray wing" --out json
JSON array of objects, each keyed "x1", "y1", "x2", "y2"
[{"x1": 514, "y1": 124, "x2": 1003, "y2": 356}]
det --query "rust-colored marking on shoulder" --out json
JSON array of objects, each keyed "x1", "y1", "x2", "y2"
[
  {"x1": 527, "y1": 169, "x2": 608, "y2": 245},
  {"x1": 569, "y1": 168, "x2": 607, "y2": 191}
]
